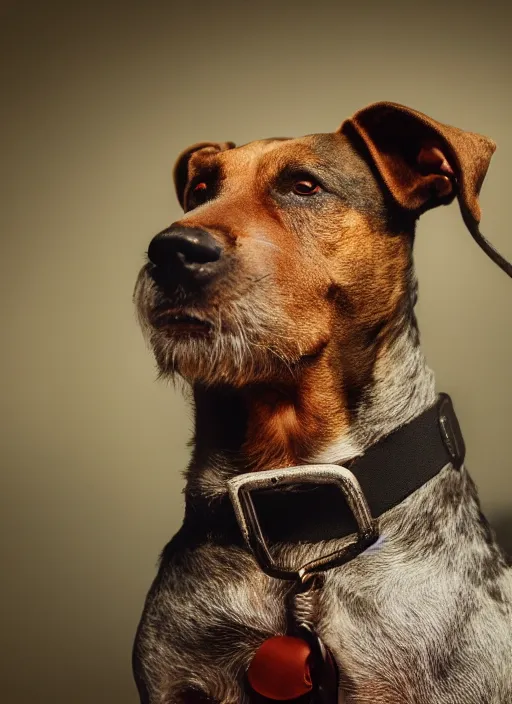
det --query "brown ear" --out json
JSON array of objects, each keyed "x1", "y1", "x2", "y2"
[
  {"x1": 173, "y1": 141, "x2": 236, "y2": 209},
  {"x1": 339, "y1": 101, "x2": 495, "y2": 223}
]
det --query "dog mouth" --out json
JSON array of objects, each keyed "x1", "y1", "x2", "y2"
[{"x1": 151, "y1": 309, "x2": 214, "y2": 335}]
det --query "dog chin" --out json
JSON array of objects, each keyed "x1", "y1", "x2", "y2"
[{"x1": 151, "y1": 331, "x2": 278, "y2": 388}]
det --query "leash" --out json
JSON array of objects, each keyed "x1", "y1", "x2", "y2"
[
  {"x1": 457, "y1": 194, "x2": 512, "y2": 278},
  {"x1": 220, "y1": 394, "x2": 466, "y2": 703}
]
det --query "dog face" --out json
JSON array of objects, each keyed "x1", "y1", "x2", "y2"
[
  {"x1": 134, "y1": 103, "x2": 494, "y2": 391},
  {"x1": 135, "y1": 133, "x2": 411, "y2": 388}
]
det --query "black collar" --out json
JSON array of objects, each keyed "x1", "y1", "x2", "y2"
[{"x1": 182, "y1": 393, "x2": 465, "y2": 555}]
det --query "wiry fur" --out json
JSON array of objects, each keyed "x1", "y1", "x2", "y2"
[
  {"x1": 132, "y1": 117, "x2": 512, "y2": 703},
  {"x1": 134, "y1": 468, "x2": 512, "y2": 703},
  {"x1": 134, "y1": 263, "x2": 309, "y2": 392}
]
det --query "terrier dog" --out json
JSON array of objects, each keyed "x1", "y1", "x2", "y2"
[{"x1": 133, "y1": 102, "x2": 512, "y2": 703}]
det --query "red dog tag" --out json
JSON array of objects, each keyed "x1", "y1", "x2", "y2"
[{"x1": 247, "y1": 635, "x2": 313, "y2": 701}]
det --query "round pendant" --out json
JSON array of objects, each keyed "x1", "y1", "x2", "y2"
[{"x1": 247, "y1": 635, "x2": 313, "y2": 701}]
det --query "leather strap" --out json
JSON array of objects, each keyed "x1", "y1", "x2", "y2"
[{"x1": 184, "y1": 393, "x2": 465, "y2": 547}]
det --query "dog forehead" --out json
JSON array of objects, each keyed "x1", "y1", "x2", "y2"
[{"x1": 189, "y1": 133, "x2": 362, "y2": 176}]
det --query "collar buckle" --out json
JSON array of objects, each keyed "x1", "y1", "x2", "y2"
[{"x1": 227, "y1": 464, "x2": 379, "y2": 581}]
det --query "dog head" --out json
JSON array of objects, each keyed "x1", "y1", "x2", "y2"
[{"x1": 134, "y1": 102, "x2": 495, "y2": 393}]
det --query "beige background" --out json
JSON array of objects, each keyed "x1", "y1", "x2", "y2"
[{"x1": 1, "y1": 1, "x2": 511, "y2": 702}]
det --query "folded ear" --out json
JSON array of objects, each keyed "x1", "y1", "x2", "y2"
[
  {"x1": 173, "y1": 141, "x2": 236, "y2": 209},
  {"x1": 339, "y1": 101, "x2": 495, "y2": 224}
]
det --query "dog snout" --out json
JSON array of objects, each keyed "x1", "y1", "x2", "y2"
[{"x1": 148, "y1": 225, "x2": 223, "y2": 286}]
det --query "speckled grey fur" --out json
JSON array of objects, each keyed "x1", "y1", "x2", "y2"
[{"x1": 133, "y1": 460, "x2": 512, "y2": 703}]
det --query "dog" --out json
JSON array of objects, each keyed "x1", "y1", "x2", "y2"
[{"x1": 133, "y1": 102, "x2": 512, "y2": 703}]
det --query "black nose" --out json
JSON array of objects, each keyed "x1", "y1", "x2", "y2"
[{"x1": 148, "y1": 225, "x2": 223, "y2": 283}]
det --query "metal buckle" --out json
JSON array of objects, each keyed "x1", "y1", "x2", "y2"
[{"x1": 227, "y1": 464, "x2": 379, "y2": 581}]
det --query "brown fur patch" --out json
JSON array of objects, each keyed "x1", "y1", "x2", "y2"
[{"x1": 241, "y1": 359, "x2": 350, "y2": 470}]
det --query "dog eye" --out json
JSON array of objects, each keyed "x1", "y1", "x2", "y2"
[
  {"x1": 293, "y1": 179, "x2": 321, "y2": 195},
  {"x1": 186, "y1": 182, "x2": 210, "y2": 210}
]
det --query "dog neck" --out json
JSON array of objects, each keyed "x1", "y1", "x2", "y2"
[
  {"x1": 315, "y1": 309, "x2": 437, "y2": 464},
  {"x1": 186, "y1": 281, "x2": 436, "y2": 493}
]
